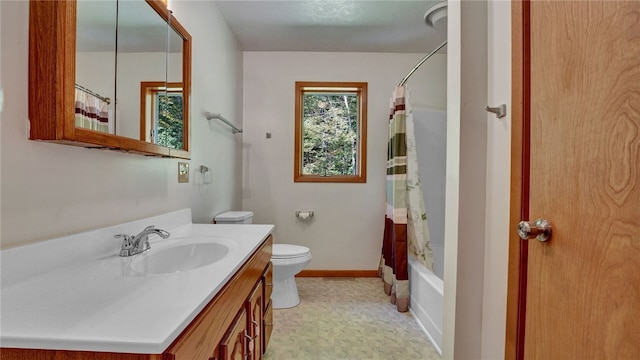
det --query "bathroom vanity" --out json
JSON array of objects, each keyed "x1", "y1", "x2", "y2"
[{"x1": 0, "y1": 209, "x2": 274, "y2": 360}]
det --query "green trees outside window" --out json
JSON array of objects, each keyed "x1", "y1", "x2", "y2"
[
  {"x1": 294, "y1": 82, "x2": 367, "y2": 183},
  {"x1": 155, "y1": 92, "x2": 184, "y2": 149},
  {"x1": 140, "y1": 81, "x2": 186, "y2": 151},
  {"x1": 302, "y1": 92, "x2": 358, "y2": 176}
]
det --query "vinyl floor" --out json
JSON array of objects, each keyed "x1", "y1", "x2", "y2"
[{"x1": 263, "y1": 277, "x2": 441, "y2": 360}]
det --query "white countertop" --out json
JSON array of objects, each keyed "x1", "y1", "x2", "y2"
[{"x1": 0, "y1": 209, "x2": 274, "y2": 354}]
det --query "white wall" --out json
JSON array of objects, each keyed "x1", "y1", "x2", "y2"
[
  {"x1": 242, "y1": 52, "x2": 446, "y2": 270},
  {"x1": 173, "y1": 1, "x2": 245, "y2": 225},
  {"x1": 443, "y1": 1, "x2": 512, "y2": 359},
  {"x1": 481, "y1": 1, "x2": 511, "y2": 358},
  {"x1": 442, "y1": 0, "x2": 490, "y2": 358},
  {"x1": 0, "y1": 0, "x2": 243, "y2": 248}
]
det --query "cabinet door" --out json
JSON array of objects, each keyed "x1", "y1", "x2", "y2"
[
  {"x1": 261, "y1": 263, "x2": 273, "y2": 355},
  {"x1": 263, "y1": 300, "x2": 273, "y2": 355},
  {"x1": 209, "y1": 350, "x2": 220, "y2": 360},
  {"x1": 262, "y1": 262, "x2": 273, "y2": 306},
  {"x1": 219, "y1": 309, "x2": 248, "y2": 360},
  {"x1": 247, "y1": 282, "x2": 263, "y2": 360}
]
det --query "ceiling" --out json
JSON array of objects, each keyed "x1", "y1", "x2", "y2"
[{"x1": 213, "y1": 0, "x2": 448, "y2": 53}]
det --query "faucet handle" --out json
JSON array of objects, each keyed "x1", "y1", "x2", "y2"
[
  {"x1": 115, "y1": 234, "x2": 133, "y2": 257},
  {"x1": 115, "y1": 233, "x2": 132, "y2": 244}
]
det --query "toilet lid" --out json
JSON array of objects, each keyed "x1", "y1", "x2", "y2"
[
  {"x1": 215, "y1": 211, "x2": 253, "y2": 221},
  {"x1": 272, "y1": 244, "x2": 310, "y2": 259}
]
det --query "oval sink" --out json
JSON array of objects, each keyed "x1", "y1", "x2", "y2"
[{"x1": 131, "y1": 241, "x2": 230, "y2": 275}]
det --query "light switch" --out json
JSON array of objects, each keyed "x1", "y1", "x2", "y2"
[{"x1": 178, "y1": 162, "x2": 189, "y2": 183}]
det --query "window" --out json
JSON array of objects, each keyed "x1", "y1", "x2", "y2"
[
  {"x1": 140, "y1": 82, "x2": 184, "y2": 149},
  {"x1": 294, "y1": 82, "x2": 367, "y2": 183}
]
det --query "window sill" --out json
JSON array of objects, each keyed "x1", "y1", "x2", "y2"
[{"x1": 294, "y1": 174, "x2": 366, "y2": 183}]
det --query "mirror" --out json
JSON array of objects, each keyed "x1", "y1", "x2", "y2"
[
  {"x1": 75, "y1": 0, "x2": 189, "y2": 153},
  {"x1": 160, "y1": 19, "x2": 187, "y2": 150},
  {"x1": 75, "y1": 1, "x2": 117, "y2": 133},
  {"x1": 114, "y1": 0, "x2": 170, "y2": 140},
  {"x1": 28, "y1": 0, "x2": 191, "y2": 158},
  {"x1": 138, "y1": 19, "x2": 185, "y2": 149}
]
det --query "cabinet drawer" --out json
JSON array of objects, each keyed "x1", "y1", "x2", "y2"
[{"x1": 263, "y1": 300, "x2": 273, "y2": 354}]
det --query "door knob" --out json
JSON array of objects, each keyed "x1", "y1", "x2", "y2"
[{"x1": 518, "y1": 219, "x2": 552, "y2": 242}]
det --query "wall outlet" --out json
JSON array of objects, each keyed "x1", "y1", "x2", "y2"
[{"x1": 178, "y1": 162, "x2": 189, "y2": 183}]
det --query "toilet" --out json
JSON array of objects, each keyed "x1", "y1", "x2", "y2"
[
  {"x1": 270, "y1": 244, "x2": 312, "y2": 308},
  {"x1": 214, "y1": 211, "x2": 312, "y2": 309}
]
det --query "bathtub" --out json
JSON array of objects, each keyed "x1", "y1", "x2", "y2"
[{"x1": 409, "y1": 256, "x2": 443, "y2": 355}]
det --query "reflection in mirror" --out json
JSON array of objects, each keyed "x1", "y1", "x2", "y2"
[
  {"x1": 75, "y1": 0, "x2": 187, "y2": 151},
  {"x1": 115, "y1": 0, "x2": 169, "y2": 140},
  {"x1": 140, "y1": 82, "x2": 184, "y2": 149},
  {"x1": 75, "y1": 0, "x2": 117, "y2": 134},
  {"x1": 165, "y1": 12, "x2": 186, "y2": 148},
  {"x1": 138, "y1": 11, "x2": 187, "y2": 150}
]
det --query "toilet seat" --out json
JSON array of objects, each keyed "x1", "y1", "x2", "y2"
[{"x1": 272, "y1": 244, "x2": 310, "y2": 259}]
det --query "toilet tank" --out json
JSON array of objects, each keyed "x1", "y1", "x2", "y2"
[{"x1": 214, "y1": 211, "x2": 254, "y2": 224}]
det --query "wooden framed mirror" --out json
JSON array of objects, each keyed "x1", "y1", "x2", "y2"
[{"x1": 29, "y1": 0, "x2": 191, "y2": 159}]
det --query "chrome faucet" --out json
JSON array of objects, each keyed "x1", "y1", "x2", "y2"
[{"x1": 116, "y1": 225, "x2": 170, "y2": 257}]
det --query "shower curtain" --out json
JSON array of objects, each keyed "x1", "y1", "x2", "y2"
[
  {"x1": 380, "y1": 85, "x2": 434, "y2": 312},
  {"x1": 75, "y1": 88, "x2": 111, "y2": 133}
]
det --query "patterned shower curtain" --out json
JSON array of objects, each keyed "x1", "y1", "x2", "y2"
[
  {"x1": 380, "y1": 85, "x2": 434, "y2": 312},
  {"x1": 75, "y1": 88, "x2": 111, "y2": 133}
]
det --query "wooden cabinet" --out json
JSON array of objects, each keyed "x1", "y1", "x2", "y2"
[
  {"x1": 166, "y1": 235, "x2": 272, "y2": 360},
  {"x1": 218, "y1": 259, "x2": 271, "y2": 360},
  {"x1": 246, "y1": 282, "x2": 263, "y2": 360},
  {"x1": 1, "y1": 235, "x2": 273, "y2": 360},
  {"x1": 219, "y1": 309, "x2": 249, "y2": 360},
  {"x1": 263, "y1": 301, "x2": 273, "y2": 355},
  {"x1": 28, "y1": 0, "x2": 192, "y2": 159},
  {"x1": 262, "y1": 263, "x2": 273, "y2": 356}
]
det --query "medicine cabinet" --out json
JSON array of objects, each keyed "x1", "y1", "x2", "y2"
[{"x1": 28, "y1": 0, "x2": 192, "y2": 158}]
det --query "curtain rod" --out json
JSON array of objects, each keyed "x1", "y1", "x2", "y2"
[
  {"x1": 75, "y1": 84, "x2": 111, "y2": 105},
  {"x1": 205, "y1": 112, "x2": 243, "y2": 134},
  {"x1": 398, "y1": 40, "x2": 448, "y2": 87}
]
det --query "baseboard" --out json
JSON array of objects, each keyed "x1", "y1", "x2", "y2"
[{"x1": 297, "y1": 270, "x2": 379, "y2": 278}]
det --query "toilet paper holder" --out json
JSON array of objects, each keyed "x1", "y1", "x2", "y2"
[{"x1": 295, "y1": 211, "x2": 314, "y2": 220}]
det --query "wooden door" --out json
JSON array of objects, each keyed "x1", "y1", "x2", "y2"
[{"x1": 507, "y1": 0, "x2": 640, "y2": 359}]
